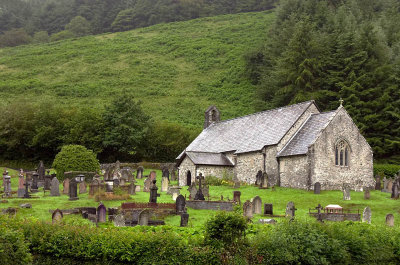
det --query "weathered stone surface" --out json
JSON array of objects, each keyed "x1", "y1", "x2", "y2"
[
  {"x1": 364, "y1": 188, "x2": 370, "y2": 200},
  {"x1": 180, "y1": 212, "x2": 189, "y2": 227},
  {"x1": 63, "y1": 179, "x2": 70, "y2": 194},
  {"x1": 362, "y1": 207, "x2": 371, "y2": 224},
  {"x1": 285, "y1": 201, "x2": 296, "y2": 217},
  {"x1": 386, "y1": 214, "x2": 394, "y2": 227},
  {"x1": 138, "y1": 209, "x2": 151, "y2": 226},
  {"x1": 113, "y1": 214, "x2": 125, "y2": 227},
  {"x1": 161, "y1": 177, "x2": 169, "y2": 192},
  {"x1": 264, "y1": 203, "x2": 273, "y2": 215},
  {"x1": 79, "y1": 182, "x2": 87, "y2": 194},
  {"x1": 186, "y1": 200, "x2": 234, "y2": 211},
  {"x1": 259, "y1": 218, "x2": 276, "y2": 224},
  {"x1": 50, "y1": 177, "x2": 60, "y2": 196},
  {"x1": 243, "y1": 200, "x2": 253, "y2": 218},
  {"x1": 252, "y1": 196, "x2": 262, "y2": 214},
  {"x1": 314, "y1": 182, "x2": 321, "y2": 194},
  {"x1": 375, "y1": 176, "x2": 381, "y2": 190},
  {"x1": 343, "y1": 184, "x2": 351, "y2": 200},
  {"x1": 20, "y1": 203, "x2": 32, "y2": 208},
  {"x1": 97, "y1": 203, "x2": 107, "y2": 223},
  {"x1": 233, "y1": 191, "x2": 241, "y2": 204},
  {"x1": 176, "y1": 195, "x2": 186, "y2": 213},
  {"x1": 52, "y1": 209, "x2": 63, "y2": 224}
]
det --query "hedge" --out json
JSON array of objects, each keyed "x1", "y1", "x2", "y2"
[{"x1": 374, "y1": 164, "x2": 400, "y2": 179}]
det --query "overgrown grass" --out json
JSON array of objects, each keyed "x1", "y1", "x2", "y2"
[
  {"x1": 1, "y1": 166, "x2": 399, "y2": 227},
  {"x1": 0, "y1": 11, "x2": 275, "y2": 129}
]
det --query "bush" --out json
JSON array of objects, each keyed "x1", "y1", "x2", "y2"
[
  {"x1": 374, "y1": 164, "x2": 400, "y2": 178},
  {"x1": 52, "y1": 145, "x2": 100, "y2": 180},
  {"x1": 0, "y1": 225, "x2": 32, "y2": 265}
]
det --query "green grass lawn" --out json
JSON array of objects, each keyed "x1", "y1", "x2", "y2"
[
  {"x1": 0, "y1": 11, "x2": 275, "y2": 129},
  {"x1": 1, "y1": 166, "x2": 399, "y2": 227}
]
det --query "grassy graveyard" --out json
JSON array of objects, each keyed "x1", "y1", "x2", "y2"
[{"x1": 1, "y1": 166, "x2": 399, "y2": 227}]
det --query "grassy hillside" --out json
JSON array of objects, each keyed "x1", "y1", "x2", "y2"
[{"x1": 0, "y1": 11, "x2": 275, "y2": 128}]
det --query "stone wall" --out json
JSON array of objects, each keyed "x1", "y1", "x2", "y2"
[
  {"x1": 310, "y1": 107, "x2": 374, "y2": 190},
  {"x1": 178, "y1": 156, "x2": 196, "y2": 186},
  {"x1": 279, "y1": 155, "x2": 310, "y2": 189},
  {"x1": 277, "y1": 103, "x2": 320, "y2": 152},
  {"x1": 235, "y1": 151, "x2": 264, "y2": 183},
  {"x1": 264, "y1": 145, "x2": 279, "y2": 186},
  {"x1": 196, "y1": 165, "x2": 234, "y2": 180},
  {"x1": 186, "y1": 200, "x2": 234, "y2": 211}
]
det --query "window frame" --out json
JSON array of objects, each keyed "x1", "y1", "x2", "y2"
[{"x1": 335, "y1": 139, "x2": 350, "y2": 167}]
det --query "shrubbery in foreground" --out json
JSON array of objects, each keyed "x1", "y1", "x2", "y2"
[{"x1": 1, "y1": 214, "x2": 400, "y2": 264}]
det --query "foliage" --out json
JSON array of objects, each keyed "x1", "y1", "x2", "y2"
[
  {"x1": 0, "y1": 28, "x2": 31, "y2": 47},
  {"x1": 204, "y1": 211, "x2": 248, "y2": 248},
  {"x1": 50, "y1": 30, "x2": 75, "y2": 42},
  {"x1": 65, "y1": 16, "x2": 92, "y2": 37},
  {"x1": 374, "y1": 164, "x2": 400, "y2": 179},
  {"x1": 246, "y1": 0, "x2": 400, "y2": 162},
  {"x1": 0, "y1": 223, "x2": 32, "y2": 265},
  {"x1": 32, "y1": 31, "x2": 50, "y2": 44},
  {"x1": 52, "y1": 145, "x2": 100, "y2": 180},
  {"x1": 205, "y1": 172, "x2": 234, "y2": 186}
]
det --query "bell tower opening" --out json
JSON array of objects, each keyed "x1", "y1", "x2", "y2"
[{"x1": 204, "y1": 105, "x2": 220, "y2": 129}]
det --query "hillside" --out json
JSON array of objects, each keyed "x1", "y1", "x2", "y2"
[{"x1": 0, "y1": 11, "x2": 275, "y2": 128}]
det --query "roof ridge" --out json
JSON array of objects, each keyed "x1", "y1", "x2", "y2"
[{"x1": 205, "y1": 100, "x2": 314, "y2": 129}]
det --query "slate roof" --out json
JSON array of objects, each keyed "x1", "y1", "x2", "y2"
[
  {"x1": 178, "y1": 101, "x2": 316, "y2": 158},
  {"x1": 185, "y1": 152, "x2": 234, "y2": 166},
  {"x1": 277, "y1": 111, "x2": 336, "y2": 157}
]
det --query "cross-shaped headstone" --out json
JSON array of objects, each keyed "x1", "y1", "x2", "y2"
[
  {"x1": 24, "y1": 179, "x2": 30, "y2": 198},
  {"x1": 339, "y1": 98, "x2": 344, "y2": 106},
  {"x1": 194, "y1": 173, "x2": 205, "y2": 200}
]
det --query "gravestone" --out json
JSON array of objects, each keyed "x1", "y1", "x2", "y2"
[
  {"x1": 149, "y1": 171, "x2": 157, "y2": 181},
  {"x1": 194, "y1": 173, "x2": 205, "y2": 200},
  {"x1": 188, "y1": 184, "x2": 197, "y2": 199},
  {"x1": 149, "y1": 180, "x2": 160, "y2": 203},
  {"x1": 167, "y1": 186, "x2": 181, "y2": 195},
  {"x1": 44, "y1": 173, "x2": 52, "y2": 190},
  {"x1": 143, "y1": 177, "x2": 151, "y2": 192},
  {"x1": 162, "y1": 168, "x2": 170, "y2": 181},
  {"x1": 387, "y1": 179, "x2": 393, "y2": 193},
  {"x1": 69, "y1": 178, "x2": 78, "y2": 201},
  {"x1": 354, "y1": 180, "x2": 363, "y2": 192},
  {"x1": 161, "y1": 176, "x2": 169, "y2": 192},
  {"x1": 285, "y1": 201, "x2": 296, "y2": 218},
  {"x1": 386, "y1": 214, "x2": 394, "y2": 227},
  {"x1": 375, "y1": 176, "x2": 381, "y2": 190},
  {"x1": 113, "y1": 214, "x2": 125, "y2": 227},
  {"x1": 252, "y1": 196, "x2": 262, "y2": 214},
  {"x1": 105, "y1": 181, "x2": 113, "y2": 192},
  {"x1": 180, "y1": 211, "x2": 189, "y2": 227},
  {"x1": 63, "y1": 179, "x2": 70, "y2": 194},
  {"x1": 138, "y1": 209, "x2": 151, "y2": 226},
  {"x1": 79, "y1": 181, "x2": 87, "y2": 194},
  {"x1": 364, "y1": 188, "x2": 370, "y2": 200},
  {"x1": 362, "y1": 207, "x2": 371, "y2": 224},
  {"x1": 255, "y1": 170, "x2": 262, "y2": 185},
  {"x1": 120, "y1": 178, "x2": 126, "y2": 186},
  {"x1": 97, "y1": 203, "x2": 107, "y2": 223},
  {"x1": 391, "y1": 182, "x2": 399, "y2": 199},
  {"x1": 264, "y1": 203, "x2": 273, "y2": 215},
  {"x1": 113, "y1": 178, "x2": 120, "y2": 188},
  {"x1": 3, "y1": 174, "x2": 11, "y2": 197},
  {"x1": 382, "y1": 177, "x2": 388, "y2": 192},
  {"x1": 314, "y1": 182, "x2": 321, "y2": 194},
  {"x1": 31, "y1": 173, "x2": 39, "y2": 192},
  {"x1": 176, "y1": 195, "x2": 186, "y2": 213},
  {"x1": 128, "y1": 183, "x2": 136, "y2": 195},
  {"x1": 243, "y1": 200, "x2": 253, "y2": 218},
  {"x1": 50, "y1": 177, "x2": 60, "y2": 196},
  {"x1": 260, "y1": 172, "x2": 268, "y2": 188},
  {"x1": 23, "y1": 177, "x2": 30, "y2": 198},
  {"x1": 38, "y1": 160, "x2": 45, "y2": 180},
  {"x1": 136, "y1": 166, "x2": 144, "y2": 179},
  {"x1": 135, "y1": 185, "x2": 141, "y2": 192},
  {"x1": 202, "y1": 185, "x2": 209, "y2": 198},
  {"x1": 172, "y1": 193, "x2": 178, "y2": 201},
  {"x1": 233, "y1": 191, "x2": 241, "y2": 204},
  {"x1": 171, "y1": 168, "x2": 177, "y2": 181},
  {"x1": 343, "y1": 184, "x2": 351, "y2": 200},
  {"x1": 52, "y1": 209, "x2": 63, "y2": 224},
  {"x1": 121, "y1": 168, "x2": 132, "y2": 181},
  {"x1": 18, "y1": 170, "x2": 25, "y2": 198}
]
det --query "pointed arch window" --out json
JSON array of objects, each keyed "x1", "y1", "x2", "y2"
[{"x1": 335, "y1": 140, "x2": 349, "y2": 167}]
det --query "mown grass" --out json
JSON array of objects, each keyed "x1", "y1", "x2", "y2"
[
  {"x1": 0, "y1": 11, "x2": 275, "y2": 129},
  {"x1": 1, "y1": 166, "x2": 399, "y2": 227}
]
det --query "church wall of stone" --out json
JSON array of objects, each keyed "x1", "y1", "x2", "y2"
[
  {"x1": 279, "y1": 155, "x2": 310, "y2": 189},
  {"x1": 197, "y1": 166, "x2": 234, "y2": 181},
  {"x1": 310, "y1": 108, "x2": 374, "y2": 190},
  {"x1": 236, "y1": 152, "x2": 264, "y2": 183},
  {"x1": 264, "y1": 145, "x2": 279, "y2": 186},
  {"x1": 277, "y1": 103, "x2": 320, "y2": 152},
  {"x1": 178, "y1": 156, "x2": 196, "y2": 186}
]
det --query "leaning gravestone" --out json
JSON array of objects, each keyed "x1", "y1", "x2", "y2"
[
  {"x1": 375, "y1": 176, "x2": 381, "y2": 190},
  {"x1": 386, "y1": 214, "x2": 394, "y2": 227},
  {"x1": 362, "y1": 207, "x2": 371, "y2": 224},
  {"x1": 52, "y1": 209, "x2": 63, "y2": 224},
  {"x1": 138, "y1": 209, "x2": 151, "y2": 226},
  {"x1": 161, "y1": 176, "x2": 169, "y2": 192},
  {"x1": 252, "y1": 196, "x2": 262, "y2": 214},
  {"x1": 63, "y1": 179, "x2": 70, "y2": 194},
  {"x1": 79, "y1": 181, "x2": 87, "y2": 194},
  {"x1": 113, "y1": 214, "x2": 125, "y2": 227},
  {"x1": 264, "y1": 203, "x2": 273, "y2": 215},
  {"x1": 50, "y1": 177, "x2": 60, "y2": 196},
  {"x1": 97, "y1": 203, "x2": 107, "y2": 223},
  {"x1": 364, "y1": 188, "x2": 370, "y2": 200},
  {"x1": 343, "y1": 184, "x2": 351, "y2": 200},
  {"x1": 176, "y1": 195, "x2": 186, "y2": 213},
  {"x1": 243, "y1": 200, "x2": 253, "y2": 218},
  {"x1": 285, "y1": 201, "x2": 296, "y2": 218},
  {"x1": 314, "y1": 182, "x2": 321, "y2": 194}
]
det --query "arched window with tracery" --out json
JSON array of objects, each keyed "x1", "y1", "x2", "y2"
[{"x1": 335, "y1": 140, "x2": 349, "y2": 167}]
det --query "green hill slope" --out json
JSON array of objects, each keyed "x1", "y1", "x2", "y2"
[{"x1": 0, "y1": 11, "x2": 275, "y2": 128}]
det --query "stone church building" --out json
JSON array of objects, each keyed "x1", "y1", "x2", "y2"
[{"x1": 176, "y1": 100, "x2": 374, "y2": 190}]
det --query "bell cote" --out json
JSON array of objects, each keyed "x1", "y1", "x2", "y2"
[{"x1": 204, "y1": 105, "x2": 220, "y2": 129}]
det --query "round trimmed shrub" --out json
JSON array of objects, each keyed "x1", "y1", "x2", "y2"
[{"x1": 52, "y1": 145, "x2": 100, "y2": 180}]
